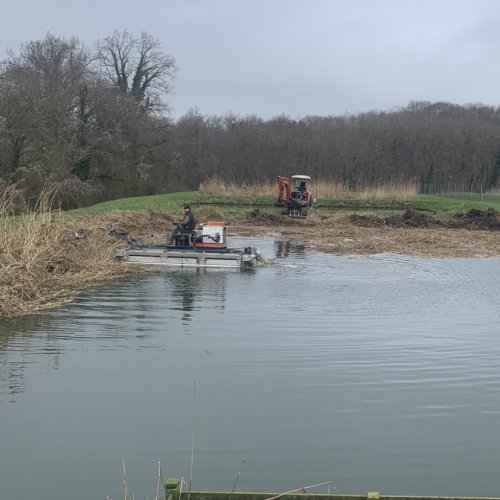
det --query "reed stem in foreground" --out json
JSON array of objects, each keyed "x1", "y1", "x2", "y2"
[{"x1": 230, "y1": 445, "x2": 250, "y2": 499}]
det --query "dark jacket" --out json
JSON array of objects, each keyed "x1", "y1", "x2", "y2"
[{"x1": 179, "y1": 210, "x2": 196, "y2": 231}]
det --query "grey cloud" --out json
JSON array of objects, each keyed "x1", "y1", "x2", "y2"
[{"x1": 1, "y1": 0, "x2": 499, "y2": 119}]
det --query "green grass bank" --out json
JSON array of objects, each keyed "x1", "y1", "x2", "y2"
[{"x1": 72, "y1": 192, "x2": 500, "y2": 217}]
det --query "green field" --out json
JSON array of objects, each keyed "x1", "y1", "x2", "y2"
[
  {"x1": 72, "y1": 192, "x2": 500, "y2": 217},
  {"x1": 414, "y1": 194, "x2": 500, "y2": 215}
]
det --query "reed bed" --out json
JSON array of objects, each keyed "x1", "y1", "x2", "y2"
[
  {"x1": 199, "y1": 176, "x2": 419, "y2": 200},
  {"x1": 0, "y1": 190, "x2": 173, "y2": 319},
  {"x1": 313, "y1": 177, "x2": 419, "y2": 200},
  {"x1": 199, "y1": 177, "x2": 276, "y2": 197}
]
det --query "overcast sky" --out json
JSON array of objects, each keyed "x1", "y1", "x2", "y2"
[{"x1": 1, "y1": 0, "x2": 499, "y2": 120}]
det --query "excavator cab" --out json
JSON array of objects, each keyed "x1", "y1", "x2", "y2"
[
  {"x1": 291, "y1": 175, "x2": 311, "y2": 202},
  {"x1": 274, "y1": 174, "x2": 312, "y2": 217}
]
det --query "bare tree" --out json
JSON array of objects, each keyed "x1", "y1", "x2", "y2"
[
  {"x1": 8, "y1": 33, "x2": 92, "y2": 90},
  {"x1": 95, "y1": 30, "x2": 178, "y2": 112},
  {"x1": 0, "y1": 32, "x2": 179, "y2": 207},
  {"x1": 0, "y1": 69, "x2": 38, "y2": 181}
]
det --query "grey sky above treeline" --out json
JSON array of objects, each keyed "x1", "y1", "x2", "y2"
[{"x1": 1, "y1": 0, "x2": 499, "y2": 120}]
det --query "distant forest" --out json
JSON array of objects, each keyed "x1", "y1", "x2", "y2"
[{"x1": 1, "y1": 32, "x2": 500, "y2": 210}]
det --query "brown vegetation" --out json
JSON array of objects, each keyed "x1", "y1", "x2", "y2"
[
  {"x1": 0, "y1": 189, "x2": 177, "y2": 318},
  {"x1": 199, "y1": 177, "x2": 419, "y2": 200},
  {"x1": 313, "y1": 177, "x2": 419, "y2": 200},
  {"x1": 198, "y1": 177, "x2": 277, "y2": 196},
  {"x1": 3, "y1": 191, "x2": 500, "y2": 319},
  {"x1": 235, "y1": 209, "x2": 500, "y2": 259}
]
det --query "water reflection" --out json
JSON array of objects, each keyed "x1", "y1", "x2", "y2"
[
  {"x1": 164, "y1": 268, "x2": 228, "y2": 323},
  {"x1": 0, "y1": 315, "x2": 65, "y2": 401},
  {"x1": 0, "y1": 267, "x2": 231, "y2": 400},
  {"x1": 275, "y1": 240, "x2": 307, "y2": 258},
  {"x1": 3, "y1": 245, "x2": 500, "y2": 500}
]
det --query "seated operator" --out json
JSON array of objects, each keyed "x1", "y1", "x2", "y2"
[
  {"x1": 296, "y1": 181, "x2": 311, "y2": 203},
  {"x1": 168, "y1": 205, "x2": 196, "y2": 244},
  {"x1": 295, "y1": 181, "x2": 307, "y2": 198},
  {"x1": 177, "y1": 205, "x2": 196, "y2": 232}
]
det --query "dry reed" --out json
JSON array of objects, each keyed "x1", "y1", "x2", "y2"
[
  {"x1": 199, "y1": 176, "x2": 276, "y2": 197},
  {"x1": 0, "y1": 190, "x2": 162, "y2": 319},
  {"x1": 313, "y1": 177, "x2": 419, "y2": 200},
  {"x1": 3, "y1": 182, "x2": 496, "y2": 321},
  {"x1": 199, "y1": 176, "x2": 419, "y2": 200}
]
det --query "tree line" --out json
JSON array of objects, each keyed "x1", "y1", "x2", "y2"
[
  {"x1": 0, "y1": 31, "x2": 179, "y2": 210},
  {"x1": 1, "y1": 32, "x2": 500, "y2": 210}
]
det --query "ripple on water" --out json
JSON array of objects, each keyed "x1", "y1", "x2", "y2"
[{"x1": 2, "y1": 240, "x2": 500, "y2": 499}]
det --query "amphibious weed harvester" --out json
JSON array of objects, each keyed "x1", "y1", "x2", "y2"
[{"x1": 104, "y1": 221, "x2": 258, "y2": 268}]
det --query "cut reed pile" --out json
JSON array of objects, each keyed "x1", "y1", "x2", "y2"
[
  {"x1": 313, "y1": 220, "x2": 500, "y2": 259},
  {"x1": 199, "y1": 176, "x2": 419, "y2": 200}
]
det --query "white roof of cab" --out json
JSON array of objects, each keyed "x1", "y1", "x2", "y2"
[{"x1": 291, "y1": 175, "x2": 311, "y2": 181}]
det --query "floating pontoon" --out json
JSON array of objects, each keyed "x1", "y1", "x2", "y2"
[{"x1": 109, "y1": 221, "x2": 258, "y2": 268}]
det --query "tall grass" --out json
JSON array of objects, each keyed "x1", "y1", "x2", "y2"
[
  {"x1": 314, "y1": 177, "x2": 419, "y2": 200},
  {"x1": 199, "y1": 177, "x2": 276, "y2": 197},
  {"x1": 199, "y1": 176, "x2": 419, "y2": 200}
]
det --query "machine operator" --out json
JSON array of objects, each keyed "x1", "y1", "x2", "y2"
[
  {"x1": 168, "y1": 205, "x2": 196, "y2": 245},
  {"x1": 176, "y1": 205, "x2": 196, "y2": 231}
]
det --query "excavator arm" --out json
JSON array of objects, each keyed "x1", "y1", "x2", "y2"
[{"x1": 276, "y1": 176, "x2": 292, "y2": 204}]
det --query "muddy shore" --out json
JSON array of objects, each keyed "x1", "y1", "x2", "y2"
[
  {"x1": 118, "y1": 207, "x2": 500, "y2": 260},
  {"x1": 70, "y1": 206, "x2": 500, "y2": 261},
  {"x1": 232, "y1": 208, "x2": 500, "y2": 259},
  {"x1": 3, "y1": 207, "x2": 500, "y2": 319}
]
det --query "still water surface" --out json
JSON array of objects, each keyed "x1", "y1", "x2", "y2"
[{"x1": 1, "y1": 237, "x2": 500, "y2": 500}]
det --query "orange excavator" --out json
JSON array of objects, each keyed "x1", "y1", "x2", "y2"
[{"x1": 274, "y1": 175, "x2": 312, "y2": 217}]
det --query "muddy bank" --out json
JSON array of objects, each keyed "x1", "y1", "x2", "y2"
[
  {"x1": 4, "y1": 207, "x2": 500, "y2": 319},
  {"x1": 349, "y1": 208, "x2": 500, "y2": 231},
  {"x1": 245, "y1": 207, "x2": 500, "y2": 231},
  {"x1": 236, "y1": 208, "x2": 500, "y2": 259}
]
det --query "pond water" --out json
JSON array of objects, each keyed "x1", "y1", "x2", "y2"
[{"x1": 1, "y1": 237, "x2": 500, "y2": 500}]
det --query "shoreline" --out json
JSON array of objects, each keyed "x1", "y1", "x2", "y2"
[
  {"x1": 239, "y1": 223, "x2": 500, "y2": 260},
  {"x1": 3, "y1": 209, "x2": 500, "y2": 320},
  {"x1": 232, "y1": 211, "x2": 500, "y2": 260}
]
